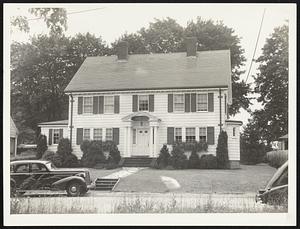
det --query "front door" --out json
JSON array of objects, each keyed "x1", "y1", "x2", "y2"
[{"x1": 132, "y1": 128, "x2": 150, "y2": 156}]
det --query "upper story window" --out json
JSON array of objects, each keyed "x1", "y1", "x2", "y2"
[
  {"x1": 175, "y1": 128, "x2": 182, "y2": 142},
  {"x1": 53, "y1": 129, "x2": 60, "y2": 144},
  {"x1": 199, "y1": 127, "x2": 207, "y2": 142},
  {"x1": 197, "y1": 94, "x2": 208, "y2": 111},
  {"x1": 83, "y1": 128, "x2": 90, "y2": 141},
  {"x1": 186, "y1": 128, "x2": 196, "y2": 143},
  {"x1": 104, "y1": 96, "x2": 114, "y2": 113},
  {"x1": 94, "y1": 128, "x2": 102, "y2": 141},
  {"x1": 83, "y1": 97, "x2": 93, "y2": 113},
  {"x1": 139, "y1": 95, "x2": 149, "y2": 111},
  {"x1": 174, "y1": 94, "x2": 184, "y2": 112},
  {"x1": 106, "y1": 128, "x2": 113, "y2": 141}
]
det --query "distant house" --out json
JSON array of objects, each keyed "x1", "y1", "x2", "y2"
[
  {"x1": 278, "y1": 134, "x2": 288, "y2": 150},
  {"x1": 10, "y1": 117, "x2": 18, "y2": 157},
  {"x1": 39, "y1": 37, "x2": 243, "y2": 168}
]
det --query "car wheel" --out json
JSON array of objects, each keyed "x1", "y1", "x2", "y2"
[{"x1": 66, "y1": 181, "x2": 82, "y2": 197}]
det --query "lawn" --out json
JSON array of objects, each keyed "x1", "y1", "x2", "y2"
[{"x1": 113, "y1": 164, "x2": 276, "y2": 194}]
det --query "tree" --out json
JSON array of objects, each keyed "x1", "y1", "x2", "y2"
[
  {"x1": 252, "y1": 24, "x2": 288, "y2": 143},
  {"x1": 10, "y1": 33, "x2": 110, "y2": 142},
  {"x1": 216, "y1": 130, "x2": 229, "y2": 168},
  {"x1": 36, "y1": 134, "x2": 48, "y2": 159}
]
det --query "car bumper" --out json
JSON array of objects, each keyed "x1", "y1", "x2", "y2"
[{"x1": 87, "y1": 182, "x2": 96, "y2": 190}]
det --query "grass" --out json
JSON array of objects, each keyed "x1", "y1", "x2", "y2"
[
  {"x1": 10, "y1": 194, "x2": 287, "y2": 214},
  {"x1": 113, "y1": 164, "x2": 276, "y2": 193},
  {"x1": 88, "y1": 167, "x2": 121, "y2": 181}
]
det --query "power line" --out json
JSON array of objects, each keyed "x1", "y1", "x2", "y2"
[
  {"x1": 245, "y1": 8, "x2": 266, "y2": 84},
  {"x1": 27, "y1": 7, "x2": 106, "y2": 21}
]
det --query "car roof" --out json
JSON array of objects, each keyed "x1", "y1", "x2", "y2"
[{"x1": 10, "y1": 160, "x2": 50, "y2": 165}]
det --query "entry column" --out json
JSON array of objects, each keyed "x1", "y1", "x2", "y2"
[{"x1": 149, "y1": 126, "x2": 154, "y2": 157}]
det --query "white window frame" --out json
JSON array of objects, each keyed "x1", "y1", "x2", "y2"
[
  {"x1": 83, "y1": 97, "x2": 93, "y2": 114},
  {"x1": 138, "y1": 95, "x2": 149, "y2": 111},
  {"x1": 174, "y1": 127, "x2": 182, "y2": 142},
  {"x1": 93, "y1": 128, "x2": 102, "y2": 141},
  {"x1": 185, "y1": 127, "x2": 196, "y2": 143},
  {"x1": 83, "y1": 128, "x2": 90, "y2": 141},
  {"x1": 105, "y1": 128, "x2": 113, "y2": 141},
  {"x1": 104, "y1": 96, "x2": 114, "y2": 114},
  {"x1": 196, "y1": 93, "x2": 208, "y2": 112},
  {"x1": 52, "y1": 129, "x2": 60, "y2": 145},
  {"x1": 199, "y1": 127, "x2": 207, "y2": 142},
  {"x1": 173, "y1": 94, "x2": 185, "y2": 112}
]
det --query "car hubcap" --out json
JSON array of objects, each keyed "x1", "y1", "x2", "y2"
[{"x1": 71, "y1": 186, "x2": 77, "y2": 193}]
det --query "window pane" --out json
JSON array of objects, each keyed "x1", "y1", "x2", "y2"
[
  {"x1": 175, "y1": 128, "x2": 182, "y2": 142},
  {"x1": 83, "y1": 129, "x2": 90, "y2": 141},
  {"x1": 186, "y1": 128, "x2": 196, "y2": 143},
  {"x1": 53, "y1": 129, "x2": 60, "y2": 144},
  {"x1": 139, "y1": 95, "x2": 149, "y2": 111},
  {"x1": 106, "y1": 128, "x2": 113, "y2": 141},
  {"x1": 174, "y1": 94, "x2": 184, "y2": 112},
  {"x1": 197, "y1": 94, "x2": 208, "y2": 111},
  {"x1": 199, "y1": 127, "x2": 207, "y2": 142},
  {"x1": 83, "y1": 97, "x2": 93, "y2": 113},
  {"x1": 133, "y1": 129, "x2": 137, "y2": 144},
  {"x1": 104, "y1": 96, "x2": 114, "y2": 113},
  {"x1": 94, "y1": 128, "x2": 102, "y2": 141},
  {"x1": 15, "y1": 164, "x2": 29, "y2": 173}
]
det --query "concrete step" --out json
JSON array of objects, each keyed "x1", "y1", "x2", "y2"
[{"x1": 95, "y1": 178, "x2": 119, "y2": 191}]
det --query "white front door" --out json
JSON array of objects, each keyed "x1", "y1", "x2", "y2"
[{"x1": 132, "y1": 128, "x2": 150, "y2": 156}]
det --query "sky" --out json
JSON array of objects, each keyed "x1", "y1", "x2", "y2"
[{"x1": 6, "y1": 3, "x2": 294, "y2": 129}]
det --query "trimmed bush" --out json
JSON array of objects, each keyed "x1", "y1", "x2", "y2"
[
  {"x1": 216, "y1": 130, "x2": 229, "y2": 169},
  {"x1": 157, "y1": 145, "x2": 170, "y2": 169},
  {"x1": 52, "y1": 138, "x2": 79, "y2": 168},
  {"x1": 41, "y1": 150, "x2": 55, "y2": 161},
  {"x1": 36, "y1": 134, "x2": 48, "y2": 159},
  {"x1": 63, "y1": 153, "x2": 79, "y2": 167},
  {"x1": 188, "y1": 149, "x2": 200, "y2": 169},
  {"x1": 199, "y1": 154, "x2": 218, "y2": 169},
  {"x1": 57, "y1": 138, "x2": 72, "y2": 156},
  {"x1": 266, "y1": 150, "x2": 288, "y2": 168},
  {"x1": 108, "y1": 144, "x2": 121, "y2": 164},
  {"x1": 52, "y1": 153, "x2": 64, "y2": 167},
  {"x1": 169, "y1": 143, "x2": 188, "y2": 169}
]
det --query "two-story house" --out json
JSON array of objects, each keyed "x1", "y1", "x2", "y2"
[{"x1": 39, "y1": 37, "x2": 242, "y2": 168}]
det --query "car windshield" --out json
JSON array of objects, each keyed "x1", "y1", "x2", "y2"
[{"x1": 46, "y1": 161, "x2": 57, "y2": 170}]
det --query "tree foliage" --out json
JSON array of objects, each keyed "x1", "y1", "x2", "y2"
[
  {"x1": 36, "y1": 134, "x2": 48, "y2": 159},
  {"x1": 251, "y1": 24, "x2": 288, "y2": 143}
]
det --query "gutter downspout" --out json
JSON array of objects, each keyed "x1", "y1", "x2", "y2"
[
  {"x1": 219, "y1": 88, "x2": 222, "y2": 132},
  {"x1": 69, "y1": 94, "x2": 74, "y2": 147}
]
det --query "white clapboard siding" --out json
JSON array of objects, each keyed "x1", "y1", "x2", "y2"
[
  {"x1": 226, "y1": 125, "x2": 241, "y2": 160},
  {"x1": 70, "y1": 89, "x2": 229, "y2": 158},
  {"x1": 40, "y1": 126, "x2": 69, "y2": 153}
]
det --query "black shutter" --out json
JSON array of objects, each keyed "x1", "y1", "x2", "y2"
[
  {"x1": 76, "y1": 128, "x2": 83, "y2": 145},
  {"x1": 208, "y1": 93, "x2": 214, "y2": 112},
  {"x1": 99, "y1": 96, "x2": 104, "y2": 114},
  {"x1": 168, "y1": 94, "x2": 173, "y2": 112},
  {"x1": 78, "y1": 97, "x2": 83, "y2": 114},
  {"x1": 191, "y1": 93, "x2": 196, "y2": 112},
  {"x1": 149, "y1": 95, "x2": 154, "y2": 112},
  {"x1": 132, "y1": 95, "x2": 138, "y2": 112},
  {"x1": 114, "y1": 95, "x2": 120, "y2": 114},
  {"x1": 59, "y1": 129, "x2": 63, "y2": 140},
  {"x1": 167, "y1": 127, "x2": 174, "y2": 144},
  {"x1": 113, "y1": 128, "x2": 119, "y2": 145},
  {"x1": 93, "y1": 96, "x2": 99, "y2": 114},
  {"x1": 207, "y1": 127, "x2": 215, "y2": 145},
  {"x1": 185, "y1": 93, "x2": 190, "y2": 112},
  {"x1": 49, "y1": 129, "x2": 52, "y2": 145}
]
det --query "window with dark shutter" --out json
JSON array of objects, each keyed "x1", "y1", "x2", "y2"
[
  {"x1": 184, "y1": 94, "x2": 191, "y2": 112},
  {"x1": 59, "y1": 129, "x2": 63, "y2": 140},
  {"x1": 99, "y1": 96, "x2": 104, "y2": 114},
  {"x1": 207, "y1": 127, "x2": 215, "y2": 145},
  {"x1": 78, "y1": 97, "x2": 83, "y2": 114},
  {"x1": 208, "y1": 93, "x2": 214, "y2": 112},
  {"x1": 49, "y1": 129, "x2": 52, "y2": 145},
  {"x1": 76, "y1": 128, "x2": 83, "y2": 145},
  {"x1": 191, "y1": 93, "x2": 196, "y2": 112},
  {"x1": 93, "y1": 96, "x2": 99, "y2": 114},
  {"x1": 114, "y1": 95, "x2": 120, "y2": 113},
  {"x1": 132, "y1": 95, "x2": 138, "y2": 112},
  {"x1": 113, "y1": 128, "x2": 120, "y2": 145},
  {"x1": 149, "y1": 95, "x2": 154, "y2": 112},
  {"x1": 168, "y1": 94, "x2": 173, "y2": 112},
  {"x1": 167, "y1": 127, "x2": 174, "y2": 144}
]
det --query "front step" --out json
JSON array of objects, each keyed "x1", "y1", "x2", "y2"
[
  {"x1": 120, "y1": 157, "x2": 155, "y2": 167},
  {"x1": 95, "y1": 178, "x2": 119, "y2": 191}
]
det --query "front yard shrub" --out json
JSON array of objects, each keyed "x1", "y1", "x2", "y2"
[
  {"x1": 36, "y1": 134, "x2": 48, "y2": 159},
  {"x1": 52, "y1": 153, "x2": 64, "y2": 167},
  {"x1": 63, "y1": 153, "x2": 79, "y2": 167},
  {"x1": 41, "y1": 150, "x2": 55, "y2": 161},
  {"x1": 157, "y1": 144, "x2": 170, "y2": 169},
  {"x1": 57, "y1": 138, "x2": 72, "y2": 155},
  {"x1": 266, "y1": 150, "x2": 288, "y2": 168},
  {"x1": 199, "y1": 154, "x2": 218, "y2": 169},
  {"x1": 169, "y1": 143, "x2": 188, "y2": 169},
  {"x1": 188, "y1": 149, "x2": 200, "y2": 169},
  {"x1": 107, "y1": 143, "x2": 121, "y2": 164},
  {"x1": 52, "y1": 138, "x2": 79, "y2": 168},
  {"x1": 216, "y1": 130, "x2": 229, "y2": 169}
]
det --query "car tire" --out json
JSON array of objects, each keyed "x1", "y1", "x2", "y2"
[{"x1": 66, "y1": 181, "x2": 82, "y2": 197}]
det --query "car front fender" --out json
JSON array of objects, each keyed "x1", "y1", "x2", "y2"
[{"x1": 52, "y1": 176, "x2": 86, "y2": 190}]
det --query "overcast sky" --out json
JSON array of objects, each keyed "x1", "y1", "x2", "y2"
[{"x1": 6, "y1": 3, "x2": 294, "y2": 128}]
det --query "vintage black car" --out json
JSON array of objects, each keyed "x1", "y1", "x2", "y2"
[
  {"x1": 256, "y1": 160, "x2": 288, "y2": 205},
  {"x1": 10, "y1": 160, "x2": 95, "y2": 197}
]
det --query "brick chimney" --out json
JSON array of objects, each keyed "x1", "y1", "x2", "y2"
[
  {"x1": 117, "y1": 41, "x2": 128, "y2": 61},
  {"x1": 185, "y1": 37, "x2": 197, "y2": 57}
]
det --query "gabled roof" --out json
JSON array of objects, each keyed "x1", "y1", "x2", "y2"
[
  {"x1": 38, "y1": 120, "x2": 68, "y2": 126},
  {"x1": 64, "y1": 50, "x2": 232, "y2": 103}
]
